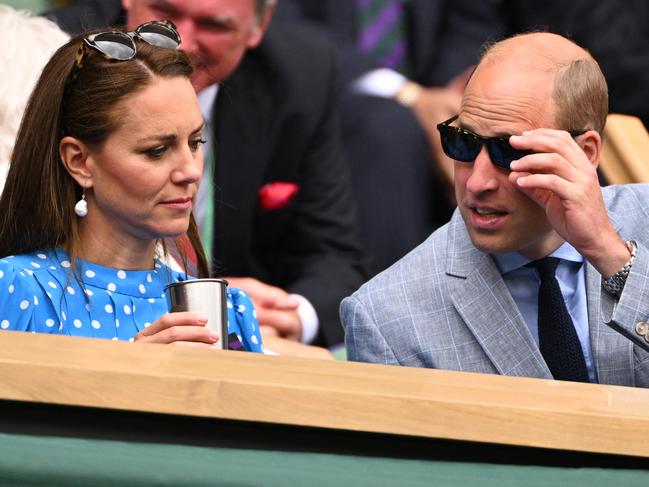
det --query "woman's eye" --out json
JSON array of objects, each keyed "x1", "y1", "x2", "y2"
[
  {"x1": 190, "y1": 138, "x2": 207, "y2": 151},
  {"x1": 144, "y1": 146, "x2": 167, "y2": 158}
]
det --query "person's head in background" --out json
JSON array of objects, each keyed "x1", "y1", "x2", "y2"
[
  {"x1": 453, "y1": 32, "x2": 607, "y2": 260},
  {"x1": 0, "y1": 21, "x2": 208, "y2": 275},
  {"x1": 0, "y1": 5, "x2": 69, "y2": 191},
  {"x1": 122, "y1": 0, "x2": 276, "y2": 92}
]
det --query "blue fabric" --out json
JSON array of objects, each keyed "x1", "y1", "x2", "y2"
[
  {"x1": 0, "y1": 248, "x2": 263, "y2": 353},
  {"x1": 492, "y1": 242, "x2": 596, "y2": 382}
]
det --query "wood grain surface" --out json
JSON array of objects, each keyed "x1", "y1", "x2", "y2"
[{"x1": 1, "y1": 331, "x2": 648, "y2": 457}]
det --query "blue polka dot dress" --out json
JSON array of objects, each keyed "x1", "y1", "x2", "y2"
[{"x1": 0, "y1": 248, "x2": 263, "y2": 353}]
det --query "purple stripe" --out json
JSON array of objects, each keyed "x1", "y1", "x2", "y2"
[
  {"x1": 357, "y1": 2, "x2": 401, "y2": 51},
  {"x1": 381, "y1": 39, "x2": 406, "y2": 69}
]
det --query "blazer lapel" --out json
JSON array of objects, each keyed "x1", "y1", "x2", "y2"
[
  {"x1": 211, "y1": 51, "x2": 272, "y2": 273},
  {"x1": 447, "y1": 214, "x2": 552, "y2": 379},
  {"x1": 586, "y1": 211, "x2": 634, "y2": 386}
]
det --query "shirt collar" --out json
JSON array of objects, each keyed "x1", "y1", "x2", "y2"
[
  {"x1": 198, "y1": 84, "x2": 219, "y2": 123},
  {"x1": 492, "y1": 241, "x2": 584, "y2": 275}
]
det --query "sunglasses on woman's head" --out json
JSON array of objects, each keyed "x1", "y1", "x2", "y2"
[
  {"x1": 66, "y1": 20, "x2": 181, "y2": 88},
  {"x1": 436, "y1": 115, "x2": 585, "y2": 171}
]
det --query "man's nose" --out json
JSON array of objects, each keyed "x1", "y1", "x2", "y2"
[{"x1": 465, "y1": 146, "x2": 499, "y2": 194}]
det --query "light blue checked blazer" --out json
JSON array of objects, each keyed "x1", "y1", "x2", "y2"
[{"x1": 341, "y1": 184, "x2": 649, "y2": 387}]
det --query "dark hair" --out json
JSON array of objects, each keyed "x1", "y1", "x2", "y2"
[{"x1": 0, "y1": 28, "x2": 209, "y2": 277}]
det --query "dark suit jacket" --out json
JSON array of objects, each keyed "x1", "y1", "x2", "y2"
[
  {"x1": 278, "y1": 0, "x2": 503, "y2": 87},
  {"x1": 47, "y1": 2, "x2": 367, "y2": 346},
  {"x1": 210, "y1": 23, "x2": 366, "y2": 346},
  {"x1": 282, "y1": 0, "x2": 649, "y2": 127}
]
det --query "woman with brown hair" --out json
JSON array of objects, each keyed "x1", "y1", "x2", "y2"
[{"x1": 0, "y1": 21, "x2": 262, "y2": 352}]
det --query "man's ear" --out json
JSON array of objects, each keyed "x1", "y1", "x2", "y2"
[
  {"x1": 59, "y1": 136, "x2": 94, "y2": 189},
  {"x1": 247, "y1": 2, "x2": 275, "y2": 49},
  {"x1": 579, "y1": 130, "x2": 602, "y2": 169}
]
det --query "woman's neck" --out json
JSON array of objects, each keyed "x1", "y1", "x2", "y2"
[{"x1": 73, "y1": 218, "x2": 158, "y2": 270}]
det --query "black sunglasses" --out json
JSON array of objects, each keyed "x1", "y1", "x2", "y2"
[
  {"x1": 66, "y1": 20, "x2": 180, "y2": 88},
  {"x1": 437, "y1": 115, "x2": 585, "y2": 171}
]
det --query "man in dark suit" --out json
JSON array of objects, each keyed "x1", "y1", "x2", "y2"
[
  {"x1": 49, "y1": 0, "x2": 366, "y2": 347},
  {"x1": 278, "y1": 0, "x2": 503, "y2": 274}
]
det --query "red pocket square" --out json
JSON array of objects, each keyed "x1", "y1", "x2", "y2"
[{"x1": 258, "y1": 182, "x2": 299, "y2": 210}]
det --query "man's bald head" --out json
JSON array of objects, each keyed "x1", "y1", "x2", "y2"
[{"x1": 472, "y1": 32, "x2": 608, "y2": 133}]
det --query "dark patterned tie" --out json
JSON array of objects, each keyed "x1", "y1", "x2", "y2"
[
  {"x1": 527, "y1": 257, "x2": 590, "y2": 382},
  {"x1": 356, "y1": 0, "x2": 409, "y2": 73}
]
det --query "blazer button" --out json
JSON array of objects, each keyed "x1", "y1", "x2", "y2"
[{"x1": 636, "y1": 321, "x2": 649, "y2": 336}]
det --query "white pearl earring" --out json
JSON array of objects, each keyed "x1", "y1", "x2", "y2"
[{"x1": 74, "y1": 192, "x2": 88, "y2": 217}]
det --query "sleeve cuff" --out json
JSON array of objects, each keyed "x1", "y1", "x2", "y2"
[
  {"x1": 289, "y1": 293, "x2": 319, "y2": 344},
  {"x1": 351, "y1": 68, "x2": 408, "y2": 98}
]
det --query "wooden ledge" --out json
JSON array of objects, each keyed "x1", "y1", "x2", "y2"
[
  {"x1": 1, "y1": 331, "x2": 648, "y2": 457},
  {"x1": 600, "y1": 113, "x2": 649, "y2": 184}
]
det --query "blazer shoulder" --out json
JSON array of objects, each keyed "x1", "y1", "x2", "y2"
[
  {"x1": 250, "y1": 22, "x2": 337, "y2": 88},
  {"x1": 603, "y1": 184, "x2": 649, "y2": 224}
]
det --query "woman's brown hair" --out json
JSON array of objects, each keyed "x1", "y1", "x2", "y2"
[{"x1": 0, "y1": 28, "x2": 209, "y2": 277}]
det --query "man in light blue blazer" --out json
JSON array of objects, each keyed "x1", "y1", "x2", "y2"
[{"x1": 341, "y1": 32, "x2": 649, "y2": 387}]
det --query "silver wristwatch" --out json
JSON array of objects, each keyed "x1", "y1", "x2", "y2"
[{"x1": 602, "y1": 240, "x2": 638, "y2": 296}]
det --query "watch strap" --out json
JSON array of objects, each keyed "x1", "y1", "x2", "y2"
[{"x1": 602, "y1": 240, "x2": 638, "y2": 296}]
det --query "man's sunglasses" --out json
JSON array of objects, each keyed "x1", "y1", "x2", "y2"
[
  {"x1": 437, "y1": 115, "x2": 584, "y2": 171},
  {"x1": 67, "y1": 20, "x2": 180, "y2": 88}
]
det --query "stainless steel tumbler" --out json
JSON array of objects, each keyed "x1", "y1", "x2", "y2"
[{"x1": 164, "y1": 279, "x2": 229, "y2": 349}]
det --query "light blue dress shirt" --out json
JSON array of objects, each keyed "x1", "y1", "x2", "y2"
[{"x1": 492, "y1": 242, "x2": 597, "y2": 382}]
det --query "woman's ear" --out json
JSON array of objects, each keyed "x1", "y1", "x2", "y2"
[
  {"x1": 579, "y1": 130, "x2": 602, "y2": 169},
  {"x1": 59, "y1": 136, "x2": 94, "y2": 188}
]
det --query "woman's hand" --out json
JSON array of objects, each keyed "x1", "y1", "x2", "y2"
[{"x1": 134, "y1": 312, "x2": 219, "y2": 348}]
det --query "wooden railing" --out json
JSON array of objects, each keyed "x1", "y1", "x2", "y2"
[
  {"x1": 1, "y1": 331, "x2": 648, "y2": 457},
  {"x1": 600, "y1": 113, "x2": 649, "y2": 184}
]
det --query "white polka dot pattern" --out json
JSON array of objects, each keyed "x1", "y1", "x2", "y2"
[{"x1": 0, "y1": 249, "x2": 262, "y2": 353}]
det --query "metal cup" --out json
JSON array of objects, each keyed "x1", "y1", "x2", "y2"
[{"x1": 164, "y1": 279, "x2": 229, "y2": 349}]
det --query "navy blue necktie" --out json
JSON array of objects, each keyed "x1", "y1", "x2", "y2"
[{"x1": 527, "y1": 257, "x2": 590, "y2": 382}]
